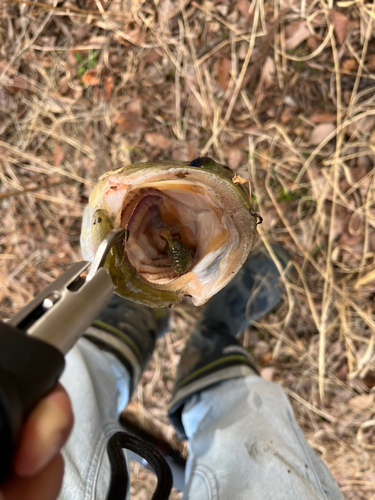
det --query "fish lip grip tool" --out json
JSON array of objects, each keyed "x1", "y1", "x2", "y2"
[{"x1": 0, "y1": 228, "x2": 125, "y2": 483}]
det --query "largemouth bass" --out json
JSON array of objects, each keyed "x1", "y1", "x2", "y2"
[{"x1": 80, "y1": 157, "x2": 258, "y2": 307}]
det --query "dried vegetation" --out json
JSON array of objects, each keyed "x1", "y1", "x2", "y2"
[{"x1": 1, "y1": 0, "x2": 375, "y2": 497}]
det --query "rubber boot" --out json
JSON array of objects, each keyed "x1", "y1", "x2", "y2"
[
  {"x1": 84, "y1": 294, "x2": 169, "y2": 395},
  {"x1": 168, "y1": 245, "x2": 290, "y2": 439}
]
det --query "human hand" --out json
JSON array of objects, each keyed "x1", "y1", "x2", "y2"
[{"x1": 0, "y1": 383, "x2": 73, "y2": 500}]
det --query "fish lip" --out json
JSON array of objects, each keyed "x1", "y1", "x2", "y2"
[{"x1": 105, "y1": 162, "x2": 246, "y2": 194}]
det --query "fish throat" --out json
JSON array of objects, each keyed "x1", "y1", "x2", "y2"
[{"x1": 119, "y1": 183, "x2": 230, "y2": 284}]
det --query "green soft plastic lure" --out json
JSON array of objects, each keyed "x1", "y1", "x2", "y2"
[{"x1": 161, "y1": 230, "x2": 192, "y2": 275}]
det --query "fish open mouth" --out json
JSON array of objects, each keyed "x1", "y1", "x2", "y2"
[
  {"x1": 81, "y1": 159, "x2": 257, "y2": 306},
  {"x1": 120, "y1": 181, "x2": 231, "y2": 284}
]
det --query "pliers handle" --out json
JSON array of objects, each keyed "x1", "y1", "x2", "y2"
[{"x1": 0, "y1": 228, "x2": 125, "y2": 482}]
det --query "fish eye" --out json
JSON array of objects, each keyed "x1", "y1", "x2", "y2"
[
  {"x1": 189, "y1": 157, "x2": 203, "y2": 167},
  {"x1": 188, "y1": 157, "x2": 231, "y2": 172},
  {"x1": 189, "y1": 157, "x2": 214, "y2": 167}
]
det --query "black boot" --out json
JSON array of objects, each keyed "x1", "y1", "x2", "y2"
[
  {"x1": 84, "y1": 294, "x2": 169, "y2": 395},
  {"x1": 168, "y1": 245, "x2": 290, "y2": 439}
]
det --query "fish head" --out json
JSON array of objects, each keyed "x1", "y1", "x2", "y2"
[{"x1": 80, "y1": 157, "x2": 258, "y2": 307}]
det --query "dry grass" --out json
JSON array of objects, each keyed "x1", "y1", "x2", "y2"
[{"x1": 1, "y1": 0, "x2": 375, "y2": 497}]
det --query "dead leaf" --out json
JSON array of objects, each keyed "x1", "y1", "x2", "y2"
[
  {"x1": 306, "y1": 36, "x2": 319, "y2": 50},
  {"x1": 85, "y1": 126, "x2": 93, "y2": 142},
  {"x1": 141, "y1": 65, "x2": 164, "y2": 86},
  {"x1": 362, "y1": 370, "x2": 375, "y2": 388},
  {"x1": 310, "y1": 12, "x2": 326, "y2": 28},
  {"x1": 144, "y1": 132, "x2": 171, "y2": 150},
  {"x1": 329, "y1": 9, "x2": 349, "y2": 45},
  {"x1": 0, "y1": 61, "x2": 17, "y2": 77},
  {"x1": 346, "y1": 116, "x2": 375, "y2": 139},
  {"x1": 66, "y1": 51, "x2": 77, "y2": 71},
  {"x1": 367, "y1": 54, "x2": 375, "y2": 72},
  {"x1": 81, "y1": 70, "x2": 100, "y2": 86},
  {"x1": 42, "y1": 56, "x2": 53, "y2": 69},
  {"x1": 103, "y1": 75, "x2": 114, "y2": 101},
  {"x1": 57, "y1": 76, "x2": 69, "y2": 95},
  {"x1": 113, "y1": 112, "x2": 147, "y2": 133},
  {"x1": 357, "y1": 155, "x2": 373, "y2": 170},
  {"x1": 285, "y1": 21, "x2": 311, "y2": 50},
  {"x1": 11, "y1": 75, "x2": 29, "y2": 94},
  {"x1": 172, "y1": 148, "x2": 190, "y2": 161},
  {"x1": 280, "y1": 107, "x2": 294, "y2": 124},
  {"x1": 227, "y1": 149, "x2": 244, "y2": 170},
  {"x1": 309, "y1": 123, "x2": 336, "y2": 145},
  {"x1": 172, "y1": 141, "x2": 198, "y2": 162},
  {"x1": 348, "y1": 394, "x2": 374, "y2": 411},
  {"x1": 217, "y1": 58, "x2": 231, "y2": 91},
  {"x1": 259, "y1": 352, "x2": 273, "y2": 366},
  {"x1": 260, "y1": 56, "x2": 275, "y2": 88},
  {"x1": 53, "y1": 145, "x2": 64, "y2": 167},
  {"x1": 335, "y1": 363, "x2": 348, "y2": 381},
  {"x1": 350, "y1": 163, "x2": 372, "y2": 184},
  {"x1": 237, "y1": 0, "x2": 251, "y2": 20},
  {"x1": 143, "y1": 48, "x2": 162, "y2": 66},
  {"x1": 81, "y1": 157, "x2": 94, "y2": 172},
  {"x1": 113, "y1": 100, "x2": 148, "y2": 133},
  {"x1": 127, "y1": 28, "x2": 145, "y2": 46},
  {"x1": 260, "y1": 367, "x2": 275, "y2": 381},
  {"x1": 338, "y1": 232, "x2": 364, "y2": 257},
  {"x1": 310, "y1": 112, "x2": 337, "y2": 124},
  {"x1": 71, "y1": 26, "x2": 91, "y2": 41},
  {"x1": 342, "y1": 58, "x2": 358, "y2": 72},
  {"x1": 0, "y1": 88, "x2": 16, "y2": 111},
  {"x1": 127, "y1": 100, "x2": 142, "y2": 115},
  {"x1": 369, "y1": 231, "x2": 375, "y2": 251}
]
